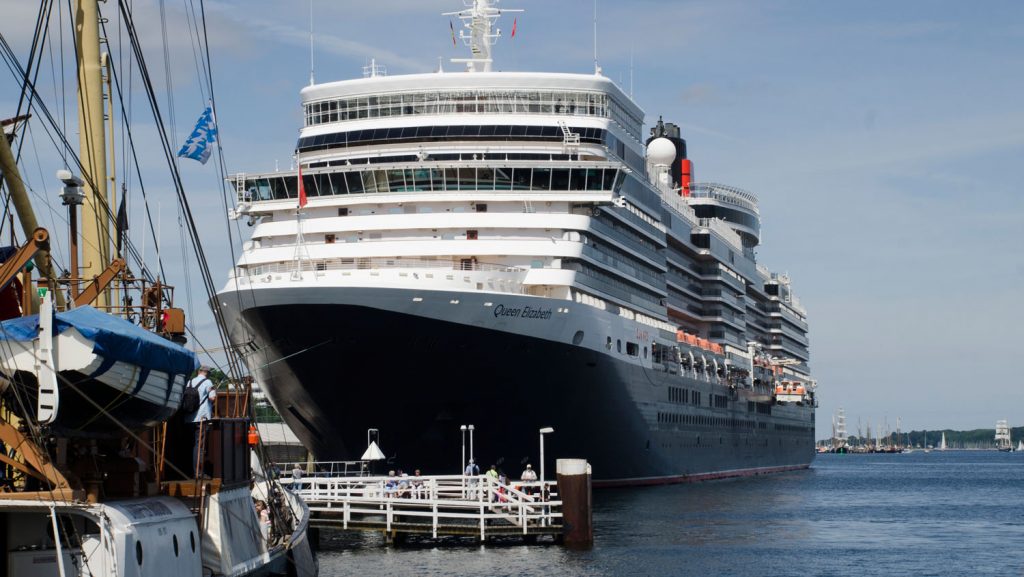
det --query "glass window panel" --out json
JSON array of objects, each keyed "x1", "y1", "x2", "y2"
[
  {"x1": 345, "y1": 172, "x2": 363, "y2": 194},
  {"x1": 512, "y1": 168, "x2": 531, "y2": 190},
  {"x1": 570, "y1": 169, "x2": 587, "y2": 190},
  {"x1": 283, "y1": 175, "x2": 298, "y2": 199},
  {"x1": 254, "y1": 178, "x2": 273, "y2": 200},
  {"x1": 531, "y1": 167, "x2": 551, "y2": 190},
  {"x1": 551, "y1": 169, "x2": 569, "y2": 190},
  {"x1": 585, "y1": 169, "x2": 603, "y2": 191},
  {"x1": 361, "y1": 170, "x2": 378, "y2": 193},
  {"x1": 477, "y1": 167, "x2": 496, "y2": 190},
  {"x1": 494, "y1": 168, "x2": 513, "y2": 190},
  {"x1": 442, "y1": 168, "x2": 458, "y2": 191}
]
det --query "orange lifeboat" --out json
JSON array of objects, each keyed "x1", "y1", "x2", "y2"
[{"x1": 248, "y1": 424, "x2": 260, "y2": 446}]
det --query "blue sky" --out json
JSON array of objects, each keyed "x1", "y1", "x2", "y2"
[{"x1": 2, "y1": 0, "x2": 1022, "y2": 434}]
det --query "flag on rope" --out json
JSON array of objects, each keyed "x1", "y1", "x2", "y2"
[
  {"x1": 115, "y1": 192, "x2": 128, "y2": 256},
  {"x1": 177, "y1": 106, "x2": 218, "y2": 164},
  {"x1": 511, "y1": 17, "x2": 517, "y2": 38},
  {"x1": 297, "y1": 162, "x2": 308, "y2": 209},
  {"x1": 450, "y1": 20, "x2": 457, "y2": 46}
]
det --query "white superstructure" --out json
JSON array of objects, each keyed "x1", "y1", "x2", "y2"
[{"x1": 217, "y1": 0, "x2": 815, "y2": 479}]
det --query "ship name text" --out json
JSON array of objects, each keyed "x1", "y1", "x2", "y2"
[{"x1": 493, "y1": 304, "x2": 553, "y2": 320}]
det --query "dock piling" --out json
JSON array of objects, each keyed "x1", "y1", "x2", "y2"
[{"x1": 555, "y1": 458, "x2": 592, "y2": 548}]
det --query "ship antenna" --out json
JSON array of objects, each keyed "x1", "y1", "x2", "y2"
[
  {"x1": 309, "y1": 0, "x2": 315, "y2": 85},
  {"x1": 444, "y1": 0, "x2": 523, "y2": 73},
  {"x1": 593, "y1": 0, "x2": 601, "y2": 75},
  {"x1": 629, "y1": 44, "x2": 634, "y2": 98}
]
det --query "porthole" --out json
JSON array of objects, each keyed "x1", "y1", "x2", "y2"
[
  {"x1": 616, "y1": 339, "x2": 621, "y2": 353},
  {"x1": 173, "y1": 534, "x2": 179, "y2": 557},
  {"x1": 572, "y1": 330, "x2": 584, "y2": 345},
  {"x1": 605, "y1": 337, "x2": 611, "y2": 350},
  {"x1": 136, "y1": 540, "x2": 143, "y2": 566},
  {"x1": 190, "y1": 531, "x2": 196, "y2": 553}
]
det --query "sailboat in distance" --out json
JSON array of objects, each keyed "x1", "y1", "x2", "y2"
[
  {"x1": 938, "y1": 432, "x2": 947, "y2": 451},
  {"x1": 995, "y1": 420, "x2": 1012, "y2": 452}
]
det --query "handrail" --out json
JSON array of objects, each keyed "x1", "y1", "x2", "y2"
[
  {"x1": 235, "y1": 257, "x2": 529, "y2": 279},
  {"x1": 280, "y1": 473, "x2": 562, "y2": 537}
]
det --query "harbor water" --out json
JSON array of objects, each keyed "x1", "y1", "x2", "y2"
[{"x1": 318, "y1": 451, "x2": 1024, "y2": 576}]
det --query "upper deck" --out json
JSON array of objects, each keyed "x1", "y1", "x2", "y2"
[{"x1": 299, "y1": 71, "x2": 645, "y2": 143}]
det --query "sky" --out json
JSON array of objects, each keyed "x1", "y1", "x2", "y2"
[{"x1": 1, "y1": 0, "x2": 1022, "y2": 435}]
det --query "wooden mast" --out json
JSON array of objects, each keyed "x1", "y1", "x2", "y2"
[{"x1": 74, "y1": 0, "x2": 110, "y2": 307}]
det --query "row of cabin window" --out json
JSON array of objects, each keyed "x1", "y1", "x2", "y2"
[
  {"x1": 242, "y1": 167, "x2": 622, "y2": 201},
  {"x1": 303, "y1": 90, "x2": 641, "y2": 136},
  {"x1": 296, "y1": 125, "x2": 605, "y2": 151},
  {"x1": 656, "y1": 412, "x2": 763, "y2": 430}
]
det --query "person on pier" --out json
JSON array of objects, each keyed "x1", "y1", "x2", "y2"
[{"x1": 520, "y1": 463, "x2": 538, "y2": 495}]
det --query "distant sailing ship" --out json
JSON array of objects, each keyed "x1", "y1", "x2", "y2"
[
  {"x1": 995, "y1": 420, "x2": 1013, "y2": 452},
  {"x1": 938, "y1": 432, "x2": 947, "y2": 451}
]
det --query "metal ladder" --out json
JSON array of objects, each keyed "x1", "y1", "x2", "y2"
[
  {"x1": 557, "y1": 120, "x2": 580, "y2": 156},
  {"x1": 236, "y1": 172, "x2": 247, "y2": 201}
]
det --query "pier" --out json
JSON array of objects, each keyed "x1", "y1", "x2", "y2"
[{"x1": 280, "y1": 469, "x2": 568, "y2": 544}]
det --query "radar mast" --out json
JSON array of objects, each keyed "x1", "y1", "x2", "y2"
[{"x1": 444, "y1": 0, "x2": 523, "y2": 72}]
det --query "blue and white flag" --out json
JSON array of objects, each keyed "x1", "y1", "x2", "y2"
[{"x1": 177, "y1": 106, "x2": 218, "y2": 164}]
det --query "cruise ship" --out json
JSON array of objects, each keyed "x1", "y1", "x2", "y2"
[{"x1": 217, "y1": 0, "x2": 816, "y2": 485}]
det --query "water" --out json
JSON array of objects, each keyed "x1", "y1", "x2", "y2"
[{"x1": 317, "y1": 452, "x2": 1024, "y2": 576}]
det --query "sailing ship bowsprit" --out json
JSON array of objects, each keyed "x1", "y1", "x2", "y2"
[
  {"x1": 219, "y1": 0, "x2": 818, "y2": 486},
  {"x1": 0, "y1": 1, "x2": 315, "y2": 575}
]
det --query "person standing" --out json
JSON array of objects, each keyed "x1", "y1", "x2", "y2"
[
  {"x1": 185, "y1": 365, "x2": 216, "y2": 477},
  {"x1": 520, "y1": 463, "x2": 537, "y2": 495},
  {"x1": 486, "y1": 464, "x2": 499, "y2": 502},
  {"x1": 464, "y1": 458, "x2": 479, "y2": 499}
]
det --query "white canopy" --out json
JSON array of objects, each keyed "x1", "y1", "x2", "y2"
[{"x1": 360, "y1": 441, "x2": 385, "y2": 461}]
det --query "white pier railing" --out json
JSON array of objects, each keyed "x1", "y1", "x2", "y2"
[{"x1": 279, "y1": 474, "x2": 562, "y2": 540}]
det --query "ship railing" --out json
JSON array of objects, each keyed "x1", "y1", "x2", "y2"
[
  {"x1": 236, "y1": 258, "x2": 532, "y2": 280},
  {"x1": 277, "y1": 460, "x2": 369, "y2": 478},
  {"x1": 280, "y1": 473, "x2": 562, "y2": 537}
]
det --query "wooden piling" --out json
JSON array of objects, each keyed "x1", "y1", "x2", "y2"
[{"x1": 555, "y1": 459, "x2": 592, "y2": 548}]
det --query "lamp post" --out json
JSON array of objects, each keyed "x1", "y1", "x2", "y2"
[
  {"x1": 468, "y1": 424, "x2": 475, "y2": 465},
  {"x1": 539, "y1": 426, "x2": 554, "y2": 489},
  {"x1": 460, "y1": 425, "x2": 467, "y2": 472}
]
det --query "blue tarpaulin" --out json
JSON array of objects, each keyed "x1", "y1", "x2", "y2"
[{"x1": 0, "y1": 306, "x2": 198, "y2": 376}]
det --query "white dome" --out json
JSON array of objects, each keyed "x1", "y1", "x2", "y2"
[{"x1": 646, "y1": 137, "x2": 677, "y2": 166}]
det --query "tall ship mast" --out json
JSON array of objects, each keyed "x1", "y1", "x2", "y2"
[
  {"x1": 0, "y1": 1, "x2": 315, "y2": 574},
  {"x1": 219, "y1": 0, "x2": 817, "y2": 485},
  {"x1": 995, "y1": 420, "x2": 1012, "y2": 451}
]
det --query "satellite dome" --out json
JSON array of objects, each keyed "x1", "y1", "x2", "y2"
[{"x1": 646, "y1": 137, "x2": 677, "y2": 166}]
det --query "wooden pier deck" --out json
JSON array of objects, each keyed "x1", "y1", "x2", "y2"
[{"x1": 280, "y1": 473, "x2": 564, "y2": 543}]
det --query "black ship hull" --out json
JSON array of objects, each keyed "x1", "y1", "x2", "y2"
[{"x1": 221, "y1": 288, "x2": 815, "y2": 484}]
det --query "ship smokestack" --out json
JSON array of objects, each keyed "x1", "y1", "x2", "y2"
[
  {"x1": 646, "y1": 116, "x2": 689, "y2": 195},
  {"x1": 680, "y1": 158, "x2": 693, "y2": 197}
]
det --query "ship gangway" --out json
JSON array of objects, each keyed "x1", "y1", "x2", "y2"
[{"x1": 279, "y1": 472, "x2": 564, "y2": 544}]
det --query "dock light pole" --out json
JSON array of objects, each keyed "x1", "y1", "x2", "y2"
[
  {"x1": 539, "y1": 426, "x2": 554, "y2": 489},
  {"x1": 460, "y1": 425, "x2": 467, "y2": 472},
  {"x1": 468, "y1": 424, "x2": 475, "y2": 464}
]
